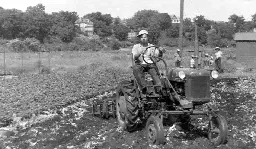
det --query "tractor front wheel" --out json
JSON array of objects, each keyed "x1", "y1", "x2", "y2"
[
  {"x1": 208, "y1": 114, "x2": 228, "y2": 146},
  {"x1": 146, "y1": 115, "x2": 166, "y2": 145}
]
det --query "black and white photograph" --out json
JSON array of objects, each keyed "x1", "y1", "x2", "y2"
[{"x1": 0, "y1": 0, "x2": 256, "y2": 148}]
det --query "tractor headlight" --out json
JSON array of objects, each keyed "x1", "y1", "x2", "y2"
[
  {"x1": 211, "y1": 70, "x2": 218, "y2": 79},
  {"x1": 178, "y1": 71, "x2": 185, "y2": 79}
]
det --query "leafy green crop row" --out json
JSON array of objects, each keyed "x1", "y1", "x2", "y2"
[{"x1": 0, "y1": 67, "x2": 132, "y2": 120}]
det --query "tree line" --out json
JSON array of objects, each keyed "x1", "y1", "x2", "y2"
[{"x1": 1, "y1": 4, "x2": 256, "y2": 47}]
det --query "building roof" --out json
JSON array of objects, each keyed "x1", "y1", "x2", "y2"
[
  {"x1": 170, "y1": 15, "x2": 179, "y2": 20},
  {"x1": 75, "y1": 18, "x2": 93, "y2": 25},
  {"x1": 234, "y1": 32, "x2": 256, "y2": 41}
]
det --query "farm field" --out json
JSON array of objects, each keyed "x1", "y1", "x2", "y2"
[
  {"x1": 0, "y1": 78, "x2": 255, "y2": 149},
  {"x1": 0, "y1": 48, "x2": 256, "y2": 148}
]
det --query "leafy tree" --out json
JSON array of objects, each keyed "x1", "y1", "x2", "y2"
[
  {"x1": 197, "y1": 27, "x2": 207, "y2": 45},
  {"x1": 252, "y1": 13, "x2": 256, "y2": 28},
  {"x1": 51, "y1": 11, "x2": 79, "y2": 42},
  {"x1": 194, "y1": 15, "x2": 212, "y2": 31},
  {"x1": 126, "y1": 10, "x2": 172, "y2": 44},
  {"x1": 242, "y1": 21, "x2": 255, "y2": 32},
  {"x1": 166, "y1": 25, "x2": 179, "y2": 38},
  {"x1": 22, "y1": 4, "x2": 52, "y2": 43},
  {"x1": 130, "y1": 10, "x2": 159, "y2": 29},
  {"x1": 93, "y1": 20, "x2": 112, "y2": 37},
  {"x1": 228, "y1": 14, "x2": 245, "y2": 32},
  {"x1": 125, "y1": 18, "x2": 136, "y2": 30},
  {"x1": 252, "y1": 13, "x2": 256, "y2": 23},
  {"x1": 113, "y1": 23, "x2": 130, "y2": 41},
  {"x1": 152, "y1": 13, "x2": 172, "y2": 31},
  {"x1": 207, "y1": 29, "x2": 221, "y2": 47},
  {"x1": 183, "y1": 18, "x2": 194, "y2": 40},
  {"x1": 113, "y1": 17, "x2": 121, "y2": 25},
  {"x1": 148, "y1": 26, "x2": 161, "y2": 45},
  {"x1": 0, "y1": 8, "x2": 24, "y2": 39},
  {"x1": 184, "y1": 18, "x2": 193, "y2": 33}
]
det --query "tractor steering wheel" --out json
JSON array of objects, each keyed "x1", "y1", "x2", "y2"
[
  {"x1": 142, "y1": 45, "x2": 168, "y2": 76},
  {"x1": 142, "y1": 45, "x2": 161, "y2": 64}
]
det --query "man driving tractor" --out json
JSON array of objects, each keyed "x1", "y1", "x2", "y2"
[{"x1": 132, "y1": 30, "x2": 166, "y2": 96}]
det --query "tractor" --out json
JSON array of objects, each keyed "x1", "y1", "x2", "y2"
[{"x1": 92, "y1": 45, "x2": 228, "y2": 146}]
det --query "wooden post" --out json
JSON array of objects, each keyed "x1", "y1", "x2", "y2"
[
  {"x1": 178, "y1": 0, "x2": 184, "y2": 58},
  {"x1": 194, "y1": 22, "x2": 199, "y2": 68},
  {"x1": 21, "y1": 44, "x2": 24, "y2": 73},
  {"x1": 3, "y1": 45, "x2": 6, "y2": 75},
  {"x1": 48, "y1": 47, "x2": 50, "y2": 73},
  {"x1": 38, "y1": 49, "x2": 41, "y2": 74}
]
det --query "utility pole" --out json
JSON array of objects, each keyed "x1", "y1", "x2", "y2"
[
  {"x1": 178, "y1": 0, "x2": 184, "y2": 57},
  {"x1": 194, "y1": 21, "x2": 199, "y2": 68}
]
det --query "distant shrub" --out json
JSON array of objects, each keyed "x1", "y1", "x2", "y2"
[
  {"x1": 8, "y1": 38, "x2": 42, "y2": 52},
  {"x1": 110, "y1": 39, "x2": 122, "y2": 50},
  {"x1": 243, "y1": 67, "x2": 253, "y2": 73},
  {"x1": 68, "y1": 42, "x2": 79, "y2": 51},
  {"x1": 88, "y1": 39, "x2": 104, "y2": 51},
  {"x1": 45, "y1": 37, "x2": 104, "y2": 51},
  {"x1": 8, "y1": 39, "x2": 26, "y2": 52},
  {"x1": 120, "y1": 41, "x2": 133, "y2": 48},
  {"x1": 40, "y1": 66, "x2": 51, "y2": 74},
  {"x1": 24, "y1": 38, "x2": 41, "y2": 52},
  {"x1": 0, "y1": 39, "x2": 9, "y2": 45},
  {"x1": 159, "y1": 38, "x2": 178, "y2": 47}
]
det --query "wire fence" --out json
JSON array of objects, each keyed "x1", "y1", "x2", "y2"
[{"x1": 0, "y1": 46, "x2": 52, "y2": 76}]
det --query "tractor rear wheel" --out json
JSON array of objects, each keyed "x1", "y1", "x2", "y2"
[
  {"x1": 208, "y1": 114, "x2": 228, "y2": 146},
  {"x1": 116, "y1": 80, "x2": 140, "y2": 132}
]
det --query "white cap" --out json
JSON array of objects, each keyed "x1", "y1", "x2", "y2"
[
  {"x1": 177, "y1": 49, "x2": 180, "y2": 51},
  {"x1": 137, "y1": 30, "x2": 148, "y2": 37},
  {"x1": 215, "y1": 47, "x2": 220, "y2": 50}
]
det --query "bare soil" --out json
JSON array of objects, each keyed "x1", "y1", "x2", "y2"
[{"x1": 0, "y1": 78, "x2": 255, "y2": 149}]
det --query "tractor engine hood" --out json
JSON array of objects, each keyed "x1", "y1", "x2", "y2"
[{"x1": 168, "y1": 67, "x2": 210, "y2": 81}]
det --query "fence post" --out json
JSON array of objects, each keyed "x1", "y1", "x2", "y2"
[
  {"x1": 21, "y1": 46, "x2": 24, "y2": 73},
  {"x1": 3, "y1": 46, "x2": 6, "y2": 75},
  {"x1": 38, "y1": 45, "x2": 41, "y2": 74},
  {"x1": 48, "y1": 47, "x2": 51, "y2": 72}
]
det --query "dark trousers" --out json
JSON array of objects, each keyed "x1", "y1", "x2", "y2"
[
  {"x1": 215, "y1": 58, "x2": 222, "y2": 73},
  {"x1": 175, "y1": 61, "x2": 181, "y2": 67},
  {"x1": 132, "y1": 63, "x2": 162, "y2": 89}
]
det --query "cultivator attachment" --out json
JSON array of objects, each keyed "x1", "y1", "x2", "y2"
[{"x1": 92, "y1": 98, "x2": 116, "y2": 119}]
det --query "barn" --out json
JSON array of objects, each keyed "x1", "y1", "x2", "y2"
[{"x1": 234, "y1": 32, "x2": 256, "y2": 66}]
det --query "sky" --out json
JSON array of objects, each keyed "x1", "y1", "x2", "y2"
[{"x1": 1, "y1": 0, "x2": 256, "y2": 21}]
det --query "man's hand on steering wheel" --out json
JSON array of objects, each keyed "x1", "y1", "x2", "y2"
[
  {"x1": 159, "y1": 47, "x2": 166, "y2": 53},
  {"x1": 142, "y1": 45, "x2": 165, "y2": 64}
]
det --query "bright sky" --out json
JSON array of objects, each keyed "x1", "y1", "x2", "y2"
[{"x1": 1, "y1": 0, "x2": 256, "y2": 21}]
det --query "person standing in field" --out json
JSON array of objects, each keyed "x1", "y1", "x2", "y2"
[
  {"x1": 214, "y1": 47, "x2": 223, "y2": 73},
  {"x1": 174, "y1": 49, "x2": 181, "y2": 67},
  {"x1": 190, "y1": 55, "x2": 196, "y2": 68},
  {"x1": 132, "y1": 30, "x2": 165, "y2": 96},
  {"x1": 203, "y1": 53, "x2": 210, "y2": 68}
]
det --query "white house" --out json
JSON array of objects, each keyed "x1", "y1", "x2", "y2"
[
  {"x1": 75, "y1": 18, "x2": 94, "y2": 36},
  {"x1": 170, "y1": 15, "x2": 180, "y2": 24},
  {"x1": 128, "y1": 30, "x2": 137, "y2": 40}
]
